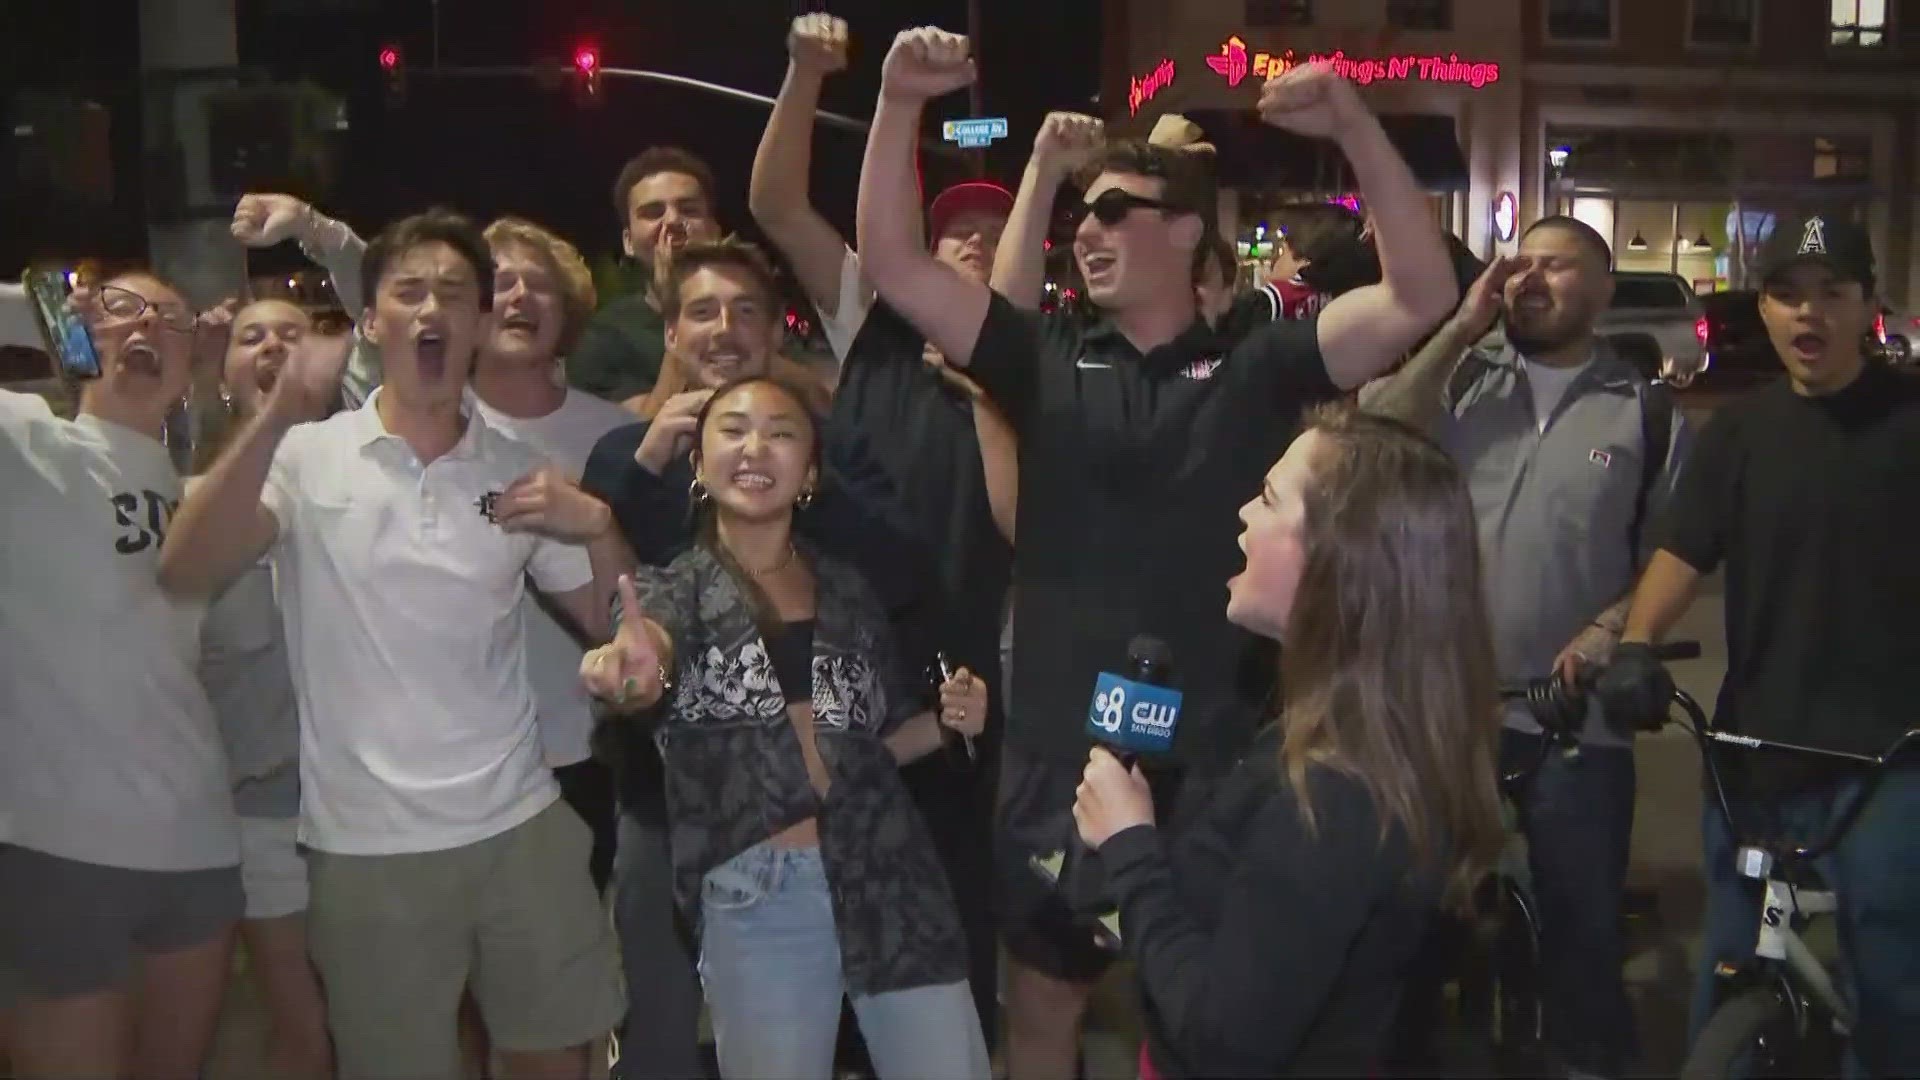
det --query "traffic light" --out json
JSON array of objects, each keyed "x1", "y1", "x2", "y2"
[
  {"x1": 571, "y1": 42, "x2": 601, "y2": 106},
  {"x1": 379, "y1": 44, "x2": 406, "y2": 106}
]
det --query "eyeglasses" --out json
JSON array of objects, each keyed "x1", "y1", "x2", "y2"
[
  {"x1": 1072, "y1": 188, "x2": 1183, "y2": 228},
  {"x1": 98, "y1": 285, "x2": 198, "y2": 334}
]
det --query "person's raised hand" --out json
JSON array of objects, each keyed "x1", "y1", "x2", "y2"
[
  {"x1": 1257, "y1": 61, "x2": 1364, "y2": 140},
  {"x1": 880, "y1": 27, "x2": 976, "y2": 103},
  {"x1": 789, "y1": 12, "x2": 850, "y2": 76},
  {"x1": 264, "y1": 323, "x2": 352, "y2": 424},
  {"x1": 231, "y1": 194, "x2": 312, "y2": 249},
  {"x1": 633, "y1": 389, "x2": 713, "y2": 475},
  {"x1": 580, "y1": 574, "x2": 668, "y2": 711},
  {"x1": 1453, "y1": 254, "x2": 1533, "y2": 341},
  {"x1": 1033, "y1": 112, "x2": 1105, "y2": 176}
]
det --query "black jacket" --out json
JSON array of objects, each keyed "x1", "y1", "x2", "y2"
[{"x1": 1102, "y1": 730, "x2": 1442, "y2": 1077}]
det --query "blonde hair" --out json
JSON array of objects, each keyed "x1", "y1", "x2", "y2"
[{"x1": 483, "y1": 216, "x2": 597, "y2": 355}]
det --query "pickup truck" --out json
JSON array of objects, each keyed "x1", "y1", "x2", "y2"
[{"x1": 1482, "y1": 270, "x2": 1708, "y2": 385}]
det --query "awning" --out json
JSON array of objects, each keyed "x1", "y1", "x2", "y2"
[{"x1": 1180, "y1": 110, "x2": 1469, "y2": 192}]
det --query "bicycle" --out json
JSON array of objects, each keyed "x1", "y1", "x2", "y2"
[
  {"x1": 1429, "y1": 642, "x2": 1700, "y2": 1077},
  {"x1": 1671, "y1": 697, "x2": 1919, "y2": 1078}
]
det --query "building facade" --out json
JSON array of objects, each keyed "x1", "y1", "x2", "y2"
[{"x1": 1105, "y1": 0, "x2": 1920, "y2": 304}]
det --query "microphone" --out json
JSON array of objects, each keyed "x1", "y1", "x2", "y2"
[
  {"x1": 1031, "y1": 635, "x2": 1183, "y2": 951},
  {"x1": 1085, "y1": 634, "x2": 1184, "y2": 766}
]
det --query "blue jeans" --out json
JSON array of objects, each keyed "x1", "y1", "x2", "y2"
[
  {"x1": 699, "y1": 843, "x2": 990, "y2": 1080},
  {"x1": 1500, "y1": 730, "x2": 1639, "y2": 1077},
  {"x1": 611, "y1": 809, "x2": 704, "y2": 1080},
  {"x1": 1692, "y1": 769, "x2": 1920, "y2": 1079}
]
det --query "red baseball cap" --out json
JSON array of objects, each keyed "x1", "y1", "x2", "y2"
[{"x1": 928, "y1": 181, "x2": 1014, "y2": 245}]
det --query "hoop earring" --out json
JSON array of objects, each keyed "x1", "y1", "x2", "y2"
[
  {"x1": 689, "y1": 477, "x2": 711, "y2": 505},
  {"x1": 795, "y1": 488, "x2": 815, "y2": 510}
]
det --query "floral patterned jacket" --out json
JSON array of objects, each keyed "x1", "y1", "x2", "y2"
[{"x1": 615, "y1": 538, "x2": 968, "y2": 994}]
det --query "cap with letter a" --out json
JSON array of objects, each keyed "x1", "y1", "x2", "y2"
[{"x1": 1755, "y1": 213, "x2": 1876, "y2": 290}]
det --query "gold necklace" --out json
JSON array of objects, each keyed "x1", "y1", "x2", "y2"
[{"x1": 749, "y1": 544, "x2": 798, "y2": 578}]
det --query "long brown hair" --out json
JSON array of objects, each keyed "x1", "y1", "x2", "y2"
[{"x1": 1277, "y1": 404, "x2": 1503, "y2": 915}]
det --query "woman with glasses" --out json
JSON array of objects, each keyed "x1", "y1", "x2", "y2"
[{"x1": 0, "y1": 270, "x2": 244, "y2": 1079}]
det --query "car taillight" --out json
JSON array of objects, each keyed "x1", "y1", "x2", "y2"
[
  {"x1": 1695, "y1": 316, "x2": 1709, "y2": 346},
  {"x1": 1874, "y1": 313, "x2": 1886, "y2": 342}
]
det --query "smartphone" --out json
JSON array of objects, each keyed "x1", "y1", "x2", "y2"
[{"x1": 24, "y1": 268, "x2": 102, "y2": 380}]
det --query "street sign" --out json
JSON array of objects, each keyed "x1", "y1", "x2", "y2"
[{"x1": 942, "y1": 117, "x2": 1008, "y2": 149}]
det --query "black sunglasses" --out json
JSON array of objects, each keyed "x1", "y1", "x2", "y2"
[{"x1": 1072, "y1": 188, "x2": 1183, "y2": 228}]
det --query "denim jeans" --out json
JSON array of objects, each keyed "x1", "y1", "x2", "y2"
[
  {"x1": 1691, "y1": 769, "x2": 1920, "y2": 1079},
  {"x1": 699, "y1": 843, "x2": 990, "y2": 1080},
  {"x1": 1500, "y1": 730, "x2": 1639, "y2": 1077},
  {"x1": 610, "y1": 809, "x2": 704, "y2": 1080}
]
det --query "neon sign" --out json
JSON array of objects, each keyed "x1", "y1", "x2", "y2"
[
  {"x1": 1206, "y1": 35, "x2": 1501, "y2": 90},
  {"x1": 1128, "y1": 58, "x2": 1175, "y2": 116}
]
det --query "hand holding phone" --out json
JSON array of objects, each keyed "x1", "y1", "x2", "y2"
[{"x1": 23, "y1": 269, "x2": 102, "y2": 380}]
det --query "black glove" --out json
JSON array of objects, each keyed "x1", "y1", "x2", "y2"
[{"x1": 1594, "y1": 642, "x2": 1676, "y2": 733}]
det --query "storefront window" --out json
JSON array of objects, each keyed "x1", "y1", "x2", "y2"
[{"x1": 1830, "y1": 0, "x2": 1887, "y2": 47}]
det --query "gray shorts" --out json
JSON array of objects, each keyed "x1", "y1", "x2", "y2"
[
  {"x1": 0, "y1": 843, "x2": 243, "y2": 997},
  {"x1": 306, "y1": 800, "x2": 625, "y2": 1080}
]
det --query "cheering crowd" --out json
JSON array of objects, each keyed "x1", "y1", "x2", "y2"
[{"x1": 4, "y1": 13, "x2": 1919, "y2": 1080}]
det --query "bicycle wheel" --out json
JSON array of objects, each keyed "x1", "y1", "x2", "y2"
[{"x1": 1680, "y1": 986, "x2": 1799, "y2": 1079}]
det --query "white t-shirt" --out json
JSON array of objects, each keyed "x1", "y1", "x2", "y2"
[
  {"x1": 263, "y1": 390, "x2": 593, "y2": 855},
  {"x1": 817, "y1": 247, "x2": 878, "y2": 364},
  {"x1": 473, "y1": 389, "x2": 633, "y2": 767},
  {"x1": 1521, "y1": 355, "x2": 1591, "y2": 433},
  {"x1": 0, "y1": 391, "x2": 238, "y2": 871}
]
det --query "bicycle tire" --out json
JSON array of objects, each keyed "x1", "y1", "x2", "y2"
[{"x1": 1680, "y1": 986, "x2": 1797, "y2": 1080}]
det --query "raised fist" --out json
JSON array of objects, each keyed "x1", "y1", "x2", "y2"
[
  {"x1": 880, "y1": 27, "x2": 976, "y2": 102},
  {"x1": 231, "y1": 194, "x2": 312, "y2": 249},
  {"x1": 1257, "y1": 61, "x2": 1364, "y2": 140},
  {"x1": 789, "y1": 12, "x2": 850, "y2": 76},
  {"x1": 1034, "y1": 112, "x2": 1105, "y2": 175}
]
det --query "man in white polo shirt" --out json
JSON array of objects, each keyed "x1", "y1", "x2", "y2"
[{"x1": 160, "y1": 209, "x2": 626, "y2": 1080}]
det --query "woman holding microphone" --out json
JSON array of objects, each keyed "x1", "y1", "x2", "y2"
[{"x1": 1073, "y1": 405, "x2": 1506, "y2": 1078}]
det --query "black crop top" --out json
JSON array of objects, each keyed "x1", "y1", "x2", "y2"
[{"x1": 765, "y1": 619, "x2": 816, "y2": 704}]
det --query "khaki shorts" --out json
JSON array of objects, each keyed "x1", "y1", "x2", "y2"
[{"x1": 306, "y1": 801, "x2": 625, "y2": 1080}]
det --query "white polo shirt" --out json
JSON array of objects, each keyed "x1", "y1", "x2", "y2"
[
  {"x1": 474, "y1": 389, "x2": 633, "y2": 768},
  {"x1": 0, "y1": 391, "x2": 238, "y2": 871},
  {"x1": 264, "y1": 390, "x2": 592, "y2": 855}
]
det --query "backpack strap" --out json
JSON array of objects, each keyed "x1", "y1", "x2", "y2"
[{"x1": 1630, "y1": 380, "x2": 1675, "y2": 565}]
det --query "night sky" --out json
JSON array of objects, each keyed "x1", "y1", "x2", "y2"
[{"x1": 2, "y1": 0, "x2": 1102, "y2": 274}]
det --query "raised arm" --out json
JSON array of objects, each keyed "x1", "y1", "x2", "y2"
[
  {"x1": 582, "y1": 573, "x2": 677, "y2": 712},
  {"x1": 1358, "y1": 255, "x2": 1521, "y2": 432},
  {"x1": 1258, "y1": 65, "x2": 1459, "y2": 389},
  {"x1": 232, "y1": 193, "x2": 367, "y2": 312},
  {"x1": 159, "y1": 332, "x2": 350, "y2": 596},
  {"x1": 991, "y1": 113, "x2": 1103, "y2": 309},
  {"x1": 856, "y1": 28, "x2": 993, "y2": 368},
  {"x1": 750, "y1": 13, "x2": 861, "y2": 321}
]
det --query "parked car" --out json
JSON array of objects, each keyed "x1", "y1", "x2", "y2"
[
  {"x1": 1876, "y1": 303, "x2": 1915, "y2": 366},
  {"x1": 1696, "y1": 290, "x2": 1782, "y2": 395}
]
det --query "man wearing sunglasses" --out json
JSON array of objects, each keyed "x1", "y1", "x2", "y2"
[{"x1": 858, "y1": 29, "x2": 1462, "y2": 1079}]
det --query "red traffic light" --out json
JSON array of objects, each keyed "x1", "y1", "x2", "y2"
[
  {"x1": 379, "y1": 45, "x2": 401, "y2": 71},
  {"x1": 573, "y1": 45, "x2": 600, "y2": 74}
]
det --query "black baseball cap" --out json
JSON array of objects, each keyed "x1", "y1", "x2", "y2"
[{"x1": 1755, "y1": 213, "x2": 1876, "y2": 289}]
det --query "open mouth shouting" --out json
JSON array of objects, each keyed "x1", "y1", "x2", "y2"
[
  {"x1": 415, "y1": 327, "x2": 449, "y2": 380},
  {"x1": 1787, "y1": 329, "x2": 1828, "y2": 361},
  {"x1": 1081, "y1": 251, "x2": 1118, "y2": 282},
  {"x1": 499, "y1": 310, "x2": 540, "y2": 337},
  {"x1": 120, "y1": 337, "x2": 163, "y2": 380}
]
